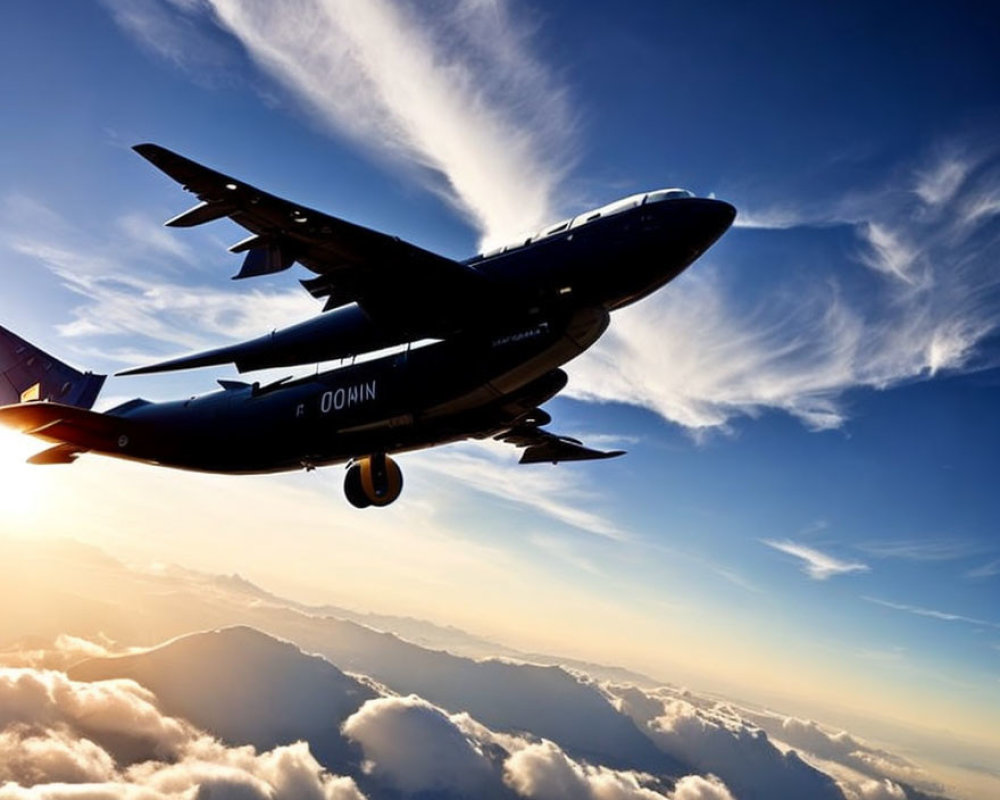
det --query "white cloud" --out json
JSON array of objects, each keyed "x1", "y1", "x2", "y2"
[
  {"x1": 762, "y1": 539, "x2": 869, "y2": 580},
  {"x1": 668, "y1": 775, "x2": 737, "y2": 800},
  {"x1": 409, "y1": 440, "x2": 629, "y2": 541},
  {"x1": 1, "y1": 195, "x2": 316, "y2": 361},
  {"x1": 341, "y1": 694, "x2": 494, "y2": 795},
  {"x1": 341, "y1": 692, "x2": 738, "y2": 800},
  {"x1": 503, "y1": 739, "x2": 682, "y2": 800},
  {"x1": 0, "y1": 725, "x2": 117, "y2": 784},
  {"x1": 0, "y1": 669, "x2": 193, "y2": 761},
  {"x1": 733, "y1": 207, "x2": 813, "y2": 230},
  {"x1": 114, "y1": 214, "x2": 194, "y2": 264},
  {"x1": 858, "y1": 539, "x2": 983, "y2": 562},
  {"x1": 0, "y1": 634, "x2": 135, "y2": 672},
  {"x1": 853, "y1": 778, "x2": 907, "y2": 800},
  {"x1": 915, "y1": 157, "x2": 969, "y2": 207},
  {"x1": 859, "y1": 223, "x2": 920, "y2": 285},
  {"x1": 101, "y1": 0, "x2": 239, "y2": 82},
  {"x1": 864, "y1": 597, "x2": 1000, "y2": 630},
  {"x1": 713, "y1": 703, "x2": 943, "y2": 795},
  {"x1": 0, "y1": 668, "x2": 366, "y2": 800},
  {"x1": 635, "y1": 696, "x2": 846, "y2": 800},
  {"x1": 965, "y1": 559, "x2": 1000, "y2": 579},
  {"x1": 125, "y1": 739, "x2": 367, "y2": 800}
]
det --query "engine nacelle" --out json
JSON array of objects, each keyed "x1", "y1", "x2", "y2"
[{"x1": 344, "y1": 453, "x2": 403, "y2": 508}]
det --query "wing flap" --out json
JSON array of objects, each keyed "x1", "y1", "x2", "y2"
[{"x1": 166, "y1": 201, "x2": 237, "y2": 228}]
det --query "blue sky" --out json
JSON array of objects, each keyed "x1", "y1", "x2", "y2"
[{"x1": 1, "y1": 0, "x2": 999, "y2": 791}]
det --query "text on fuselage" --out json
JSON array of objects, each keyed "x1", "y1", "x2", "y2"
[{"x1": 297, "y1": 380, "x2": 377, "y2": 417}]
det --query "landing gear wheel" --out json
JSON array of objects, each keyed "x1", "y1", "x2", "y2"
[
  {"x1": 344, "y1": 463, "x2": 372, "y2": 508},
  {"x1": 343, "y1": 454, "x2": 403, "y2": 508}
]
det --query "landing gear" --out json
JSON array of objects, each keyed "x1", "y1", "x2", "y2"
[{"x1": 343, "y1": 453, "x2": 403, "y2": 508}]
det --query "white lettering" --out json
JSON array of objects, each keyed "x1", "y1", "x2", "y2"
[{"x1": 315, "y1": 380, "x2": 379, "y2": 415}]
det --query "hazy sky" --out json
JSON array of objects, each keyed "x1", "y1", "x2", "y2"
[{"x1": 0, "y1": 0, "x2": 998, "y2": 781}]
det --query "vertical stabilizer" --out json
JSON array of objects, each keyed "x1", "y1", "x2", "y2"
[{"x1": 0, "y1": 325, "x2": 106, "y2": 410}]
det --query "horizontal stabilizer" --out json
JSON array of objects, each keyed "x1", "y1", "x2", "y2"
[
  {"x1": 0, "y1": 324, "x2": 105, "y2": 409},
  {"x1": 0, "y1": 402, "x2": 132, "y2": 454}
]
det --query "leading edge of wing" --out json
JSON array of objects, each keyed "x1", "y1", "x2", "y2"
[{"x1": 132, "y1": 143, "x2": 500, "y2": 322}]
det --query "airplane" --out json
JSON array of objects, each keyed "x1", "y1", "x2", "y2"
[{"x1": 0, "y1": 144, "x2": 735, "y2": 508}]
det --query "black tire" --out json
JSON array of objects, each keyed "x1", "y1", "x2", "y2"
[{"x1": 343, "y1": 464, "x2": 372, "y2": 508}]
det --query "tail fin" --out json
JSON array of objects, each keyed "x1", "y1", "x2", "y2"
[{"x1": 0, "y1": 325, "x2": 106, "y2": 410}]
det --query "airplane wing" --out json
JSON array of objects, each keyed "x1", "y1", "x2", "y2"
[
  {"x1": 134, "y1": 144, "x2": 507, "y2": 335},
  {"x1": 495, "y1": 417, "x2": 626, "y2": 464}
]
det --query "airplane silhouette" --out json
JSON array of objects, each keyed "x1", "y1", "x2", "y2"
[{"x1": 0, "y1": 145, "x2": 734, "y2": 507}]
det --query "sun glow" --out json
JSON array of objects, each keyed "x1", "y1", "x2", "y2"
[{"x1": 0, "y1": 428, "x2": 47, "y2": 521}]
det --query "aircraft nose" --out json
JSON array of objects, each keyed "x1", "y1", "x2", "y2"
[
  {"x1": 692, "y1": 197, "x2": 737, "y2": 242},
  {"x1": 657, "y1": 197, "x2": 736, "y2": 266}
]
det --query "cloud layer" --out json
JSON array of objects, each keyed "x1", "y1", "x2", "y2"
[
  {"x1": 342, "y1": 692, "x2": 735, "y2": 800},
  {"x1": 0, "y1": 667, "x2": 366, "y2": 799},
  {"x1": 606, "y1": 684, "x2": 936, "y2": 800}
]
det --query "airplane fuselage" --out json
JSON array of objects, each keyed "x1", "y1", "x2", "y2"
[{"x1": 106, "y1": 306, "x2": 607, "y2": 473}]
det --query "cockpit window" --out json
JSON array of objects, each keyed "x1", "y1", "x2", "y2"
[
  {"x1": 539, "y1": 219, "x2": 571, "y2": 238},
  {"x1": 478, "y1": 188, "x2": 696, "y2": 256},
  {"x1": 644, "y1": 188, "x2": 695, "y2": 204}
]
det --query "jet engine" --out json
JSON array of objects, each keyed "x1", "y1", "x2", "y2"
[{"x1": 344, "y1": 453, "x2": 403, "y2": 508}]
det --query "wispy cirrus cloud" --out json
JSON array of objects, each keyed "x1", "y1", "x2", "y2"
[
  {"x1": 864, "y1": 596, "x2": 1000, "y2": 630},
  {"x1": 763, "y1": 539, "x2": 869, "y2": 580},
  {"x1": 858, "y1": 539, "x2": 986, "y2": 562},
  {"x1": 568, "y1": 143, "x2": 1000, "y2": 432},
  {"x1": 965, "y1": 559, "x2": 1000, "y2": 579},
  {"x1": 107, "y1": 0, "x2": 577, "y2": 250},
  {"x1": 409, "y1": 439, "x2": 629, "y2": 542},
  {"x1": 915, "y1": 156, "x2": 971, "y2": 207},
  {"x1": 1, "y1": 194, "x2": 315, "y2": 363}
]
